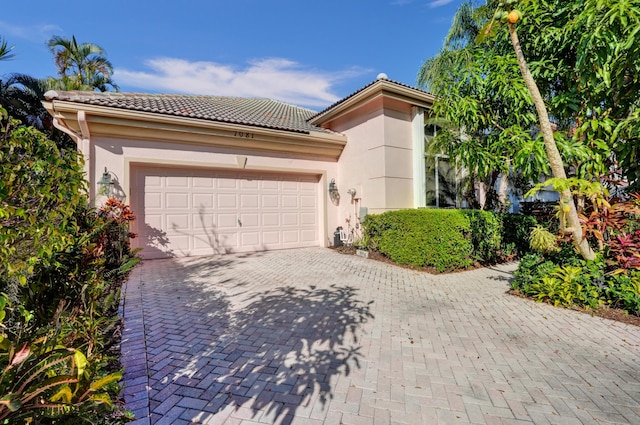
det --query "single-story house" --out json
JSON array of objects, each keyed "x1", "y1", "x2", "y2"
[{"x1": 44, "y1": 75, "x2": 443, "y2": 259}]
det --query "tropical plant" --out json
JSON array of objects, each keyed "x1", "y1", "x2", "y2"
[
  {"x1": 419, "y1": 0, "x2": 640, "y2": 260},
  {"x1": 47, "y1": 36, "x2": 118, "y2": 92},
  {"x1": 0, "y1": 37, "x2": 15, "y2": 62}
]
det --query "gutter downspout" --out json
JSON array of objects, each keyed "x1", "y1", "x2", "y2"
[{"x1": 50, "y1": 105, "x2": 94, "y2": 200}]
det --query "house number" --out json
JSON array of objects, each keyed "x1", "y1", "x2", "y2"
[{"x1": 234, "y1": 132, "x2": 254, "y2": 139}]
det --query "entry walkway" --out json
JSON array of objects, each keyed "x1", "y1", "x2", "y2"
[{"x1": 120, "y1": 248, "x2": 640, "y2": 424}]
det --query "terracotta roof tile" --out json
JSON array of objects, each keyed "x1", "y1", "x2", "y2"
[
  {"x1": 308, "y1": 78, "x2": 433, "y2": 121},
  {"x1": 44, "y1": 91, "x2": 329, "y2": 134}
]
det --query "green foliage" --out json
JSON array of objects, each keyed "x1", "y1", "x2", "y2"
[
  {"x1": 418, "y1": 0, "x2": 640, "y2": 198},
  {"x1": 606, "y1": 272, "x2": 640, "y2": 315},
  {"x1": 461, "y1": 210, "x2": 502, "y2": 263},
  {"x1": 47, "y1": 35, "x2": 118, "y2": 92},
  {"x1": 514, "y1": 254, "x2": 605, "y2": 310},
  {"x1": 529, "y1": 225, "x2": 559, "y2": 254},
  {"x1": 0, "y1": 106, "x2": 138, "y2": 423},
  {"x1": 500, "y1": 213, "x2": 537, "y2": 256},
  {"x1": 0, "y1": 111, "x2": 85, "y2": 287},
  {"x1": 363, "y1": 209, "x2": 474, "y2": 272}
]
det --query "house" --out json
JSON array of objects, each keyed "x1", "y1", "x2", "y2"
[{"x1": 44, "y1": 75, "x2": 438, "y2": 259}]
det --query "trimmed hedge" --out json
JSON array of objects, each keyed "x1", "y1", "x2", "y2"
[
  {"x1": 363, "y1": 209, "x2": 474, "y2": 272},
  {"x1": 362, "y1": 209, "x2": 536, "y2": 273}
]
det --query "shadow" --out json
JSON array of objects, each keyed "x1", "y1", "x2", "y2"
[
  {"x1": 485, "y1": 264, "x2": 517, "y2": 287},
  {"x1": 215, "y1": 284, "x2": 374, "y2": 423},
  {"x1": 136, "y1": 222, "x2": 174, "y2": 259},
  {"x1": 139, "y1": 255, "x2": 374, "y2": 425}
]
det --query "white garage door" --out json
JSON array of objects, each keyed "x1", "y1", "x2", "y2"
[{"x1": 131, "y1": 166, "x2": 320, "y2": 259}]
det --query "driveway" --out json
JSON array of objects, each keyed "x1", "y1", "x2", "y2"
[{"x1": 120, "y1": 248, "x2": 640, "y2": 425}]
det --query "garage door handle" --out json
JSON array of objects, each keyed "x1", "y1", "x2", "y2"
[{"x1": 238, "y1": 218, "x2": 242, "y2": 227}]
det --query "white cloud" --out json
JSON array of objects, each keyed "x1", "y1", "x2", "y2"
[
  {"x1": 429, "y1": 0, "x2": 455, "y2": 7},
  {"x1": 0, "y1": 21, "x2": 62, "y2": 43},
  {"x1": 114, "y1": 57, "x2": 366, "y2": 108}
]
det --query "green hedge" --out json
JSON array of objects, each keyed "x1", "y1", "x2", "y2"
[
  {"x1": 363, "y1": 209, "x2": 474, "y2": 272},
  {"x1": 461, "y1": 210, "x2": 502, "y2": 263},
  {"x1": 362, "y1": 209, "x2": 536, "y2": 273},
  {"x1": 500, "y1": 213, "x2": 537, "y2": 257}
]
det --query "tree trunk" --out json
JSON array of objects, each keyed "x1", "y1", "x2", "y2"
[{"x1": 508, "y1": 23, "x2": 595, "y2": 260}]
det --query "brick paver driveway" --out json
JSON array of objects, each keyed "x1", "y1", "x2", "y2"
[{"x1": 120, "y1": 248, "x2": 640, "y2": 425}]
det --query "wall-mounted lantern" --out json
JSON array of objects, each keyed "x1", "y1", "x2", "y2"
[
  {"x1": 328, "y1": 178, "x2": 340, "y2": 205},
  {"x1": 98, "y1": 167, "x2": 114, "y2": 198}
]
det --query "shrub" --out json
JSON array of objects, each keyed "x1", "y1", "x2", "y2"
[
  {"x1": 461, "y1": 210, "x2": 502, "y2": 263},
  {"x1": 0, "y1": 107, "x2": 137, "y2": 423},
  {"x1": 605, "y1": 272, "x2": 640, "y2": 315},
  {"x1": 500, "y1": 213, "x2": 537, "y2": 257},
  {"x1": 363, "y1": 209, "x2": 473, "y2": 272}
]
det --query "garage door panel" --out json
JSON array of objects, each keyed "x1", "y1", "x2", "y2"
[
  {"x1": 166, "y1": 214, "x2": 189, "y2": 232},
  {"x1": 218, "y1": 194, "x2": 237, "y2": 208},
  {"x1": 240, "y1": 194, "x2": 259, "y2": 208},
  {"x1": 300, "y1": 195, "x2": 316, "y2": 208},
  {"x1": 301, "y1": 229, "x2": 318, "y2": 242},
  {"x1": 263, "y1": 231, "x2": 280, "y2": 245},
  {"x1": 218, "y1": 214, "x2": 238, "y2": 229},
  {"x1": 240, "y1": 232, "x2": 260, "y2": 246},
  {"x1": 192, "y1": 213, "x2": 214, "y2": 229},
  {"x1": 132, "y1": 166, "x2": 320, "y2": 259},
  {"x1": 262, "y1": 195, "x2": 279, "y2": 208},
  {"x1": 166, "y1": 176, "x2": 189, "y2": 187},
  {"x1": 282, "y1": 213, "x2": 298, "y2": 226},
  {"x1": 282, "y1": 181, "x2": 299, "y2": 191},
  {"x1": 217, "y1": 179, "x2": 237, "y2": 189},
  {"x1": 282, "y1": 195, "x2": 298, "y2": 208},
  {"x1": 146, "y1": 175, "x2": 162, "y2": 187},
  {"x1": 193, "y1": 177, "x2": 213, "y2": 188},
  {"x1": 300, "y1": 212, "x2": 317, "y2": 225},
  {"x1": 166, "y1": 193, "x2": 189, "y2": 208},
  {"x1": 192, "y1": 193, "x2": 214, "y2": 208},
  {"x1": 240, "y1": 180, "x2": 260, "y2": 189},
  {"x1": 240, "y1": 213, "x2": 259, "y2": 227},
  {"x1": 262, "y1": 213, "x2": 280, "y2": 226},
  {"x1": 282, "y1": 230, "x2": 300, "y2": 243},
  {"x1": 145, "y1": 193, "x2": 162, "y2": 208}
]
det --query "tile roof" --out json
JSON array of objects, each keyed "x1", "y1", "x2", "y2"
[
  {"x1": 308, "y1": 77, "x2": 434, "y2": 121},
  {"x1": 44, "y1": 91, "x2": 329, "y2": 134}
]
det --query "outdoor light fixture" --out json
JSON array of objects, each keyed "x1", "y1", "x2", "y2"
[
  {"x1": 328, "y1": 178, "x2": 338, "y2": 195},
  {"x1": 347, "y1": 188, "x2": 357, "y2": 197},
  {"x1": 98, "y1": 167, "x2": 114, "y2": 197},
  {"x1": 328, "y1": 178, "x2": 340, "y2": 205}
]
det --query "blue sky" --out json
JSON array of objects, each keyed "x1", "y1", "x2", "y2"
[{"x1": 1, "y1": 0, "x2": 463, "y2": 110}]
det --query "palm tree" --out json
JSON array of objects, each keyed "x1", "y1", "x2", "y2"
[
  {"x1": 47, "y1": 35, "x2": 118, "y2": 92},
  {"x1": 0, "y1": 36, "x2": 15, "y2": 61}
]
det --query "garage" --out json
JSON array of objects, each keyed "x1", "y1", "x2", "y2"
[{"x1": 130, "y1": 166, "x2": 321, "y2": 259}]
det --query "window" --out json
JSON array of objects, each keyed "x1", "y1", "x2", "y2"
[{"x1": 424, "y1": 124, "x2": 459, "y2": 208}]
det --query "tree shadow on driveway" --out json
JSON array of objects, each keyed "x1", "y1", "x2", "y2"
[{"x1": 139, "y1": 254, "x2": 374, "y2": 425}]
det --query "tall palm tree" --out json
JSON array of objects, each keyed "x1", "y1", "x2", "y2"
[{"x1": 47, "y1": 35, "x2": 118, "y2": 92}]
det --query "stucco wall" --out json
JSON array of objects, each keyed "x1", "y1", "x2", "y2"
[
  {"x1": 332, "y1": 99, "x2": 416, "y2": 238},
  {"x1": 89, "y1": 136, "x2": 339, "y2": 247}
]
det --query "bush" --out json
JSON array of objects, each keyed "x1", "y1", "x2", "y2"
[
  {"x1": 500, "y1": 213, "x2": 537, "y2": 257},
  {"x1": 461, "y1": 210, "x2": 502, "y2": 263},
  {"x1": 605, "y1": 272, "x2": 640, "y2": 315},
  {"x1": 0, "y1": 107, "x2": 137, "y2": 423},
  {"x1": 363, "y1": 209, "x2": 473, "y2": 272}
]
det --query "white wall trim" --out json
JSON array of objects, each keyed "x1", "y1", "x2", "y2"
[{"x1": 411, "y1": 107, "x2": 426, "y2": 208}]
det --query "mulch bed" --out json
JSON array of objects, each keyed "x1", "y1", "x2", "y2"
[{"x1": 333, "y1": 246, "x2": 640, "y2": 327}]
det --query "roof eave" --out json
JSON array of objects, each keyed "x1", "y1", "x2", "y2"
[
  {"x1": 309, "y1": 80, "x2": 435, "y2": 126},
  {"x1": 46, "y1": 100, "x2": 347, "y2": 161}
]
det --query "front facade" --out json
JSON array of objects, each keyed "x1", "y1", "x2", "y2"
[{"x1": 44, "y1": 76, "x2": 436, "y2": 259}]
